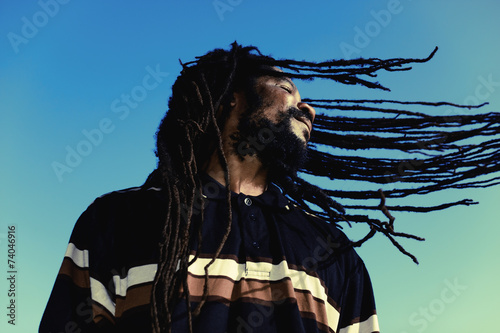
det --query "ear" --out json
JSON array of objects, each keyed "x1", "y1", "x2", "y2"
[
  {"x1": 231, "y1": 91, "x2": 245, "y2": 109},
  {"x1": 217, "y1": 91, "x2": 244, "y2": 118},
  {"x1": 218, "y1": 91, "x2": 247, "y2": 120}
]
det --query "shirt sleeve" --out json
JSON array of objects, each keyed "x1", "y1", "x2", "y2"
[
  {"x1": 39, "y1": 199, "x2": 116, "y2": 333},
  {"x1": 337, "y1": 257, "x2": 380, "y2": 333}
]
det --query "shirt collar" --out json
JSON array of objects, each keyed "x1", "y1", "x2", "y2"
[{"x1": 200, "y1": 173, "x2": 291, "y2": 210}]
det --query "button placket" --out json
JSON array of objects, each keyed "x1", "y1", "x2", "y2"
[{"x1": 241, "y1": 195, "x2": 264, "y2": 254}]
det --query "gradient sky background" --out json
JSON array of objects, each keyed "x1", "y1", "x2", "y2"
[{"x1": 1, "y1": 0, "x2": 499, "y2": 332}]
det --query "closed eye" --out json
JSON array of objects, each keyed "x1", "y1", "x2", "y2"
[
  {"x1": 279, "y1": 85, "x2": 293, "y2": 93},
  {"x1": 275, "y1": 77, "x2": 296, "y2": 94}
]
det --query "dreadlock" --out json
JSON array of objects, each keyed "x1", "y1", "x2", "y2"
[{"x1": 149, "y1": 42, "x2": 500, "y2": 332}]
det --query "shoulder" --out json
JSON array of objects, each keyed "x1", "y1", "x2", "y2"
[
  {"x1": 70, "y1": 185, "x2": 167, "y2": 248},
  {"x1": 93, "y1": 185, "x2": 165, "y2": 210},
  {"x1": 81, "y1": 185, "x2": 166, "y2": 225},
  {"x1": 285, "y1": 204, "x2": 352, "y2": 246},
  {"x1": 290, "y1": 208, "x2": 372, "y2": 290},
  {"x1": 276, "y1": 203, "x2": 362, "y2": 270}
]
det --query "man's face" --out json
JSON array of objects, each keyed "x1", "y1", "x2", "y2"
[
  {"x1": 251, "y1": 75, "x2": 315, "y2": 142},
  {"x1": 232, "y1": 74, "x2": 316, "y2": 173}
]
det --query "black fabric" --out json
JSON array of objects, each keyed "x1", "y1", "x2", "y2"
[{"x1": 40, "y1": 175, "x2": 379, "y2": 332}]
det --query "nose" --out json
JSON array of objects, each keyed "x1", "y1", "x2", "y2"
[{"x1": 297, "y1": 101, "x2": 316, "y2": 123}]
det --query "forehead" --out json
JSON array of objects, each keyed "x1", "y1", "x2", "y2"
[{"x1": 255, "y1": 73, "x2": 296, "y2": 88}]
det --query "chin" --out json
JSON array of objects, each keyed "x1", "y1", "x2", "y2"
[
  {"x1": 291, "y1": 123, "x2": 310, "y2": 142},
  {"x1": 294, "y1": 130, "x2": 310, "y2": 143}
]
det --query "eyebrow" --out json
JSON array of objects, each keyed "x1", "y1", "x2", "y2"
[{"x1": 276, "y1": 77, "x2": 297, "y2": 91}]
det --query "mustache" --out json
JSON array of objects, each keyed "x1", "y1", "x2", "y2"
[{"x1": 286, "y1": 107, "x2": 313, "y2": 122}]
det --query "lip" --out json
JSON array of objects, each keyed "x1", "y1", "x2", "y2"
[{"x1": 295, "y1": 116, "x2": 312, "y2": 134}]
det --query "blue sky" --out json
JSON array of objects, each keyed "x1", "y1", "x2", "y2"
[{"x1": 1, "y1": 0, "x2": 499, "y2": 332}]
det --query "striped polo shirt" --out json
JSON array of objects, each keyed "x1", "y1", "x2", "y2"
[{"x1": 40, "y1": 175, "x2": 380, "y2": 332}]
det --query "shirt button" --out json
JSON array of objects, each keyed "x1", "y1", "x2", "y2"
[
  {"x1": 244, "y1": 197, "x2": 252, "y2": 206},
  {"x1": 252, "y1": 241, "x2": 260, "y2": 249},
  {"x1": 249, "y1": 214, "x2": 256, "y2": 221}
]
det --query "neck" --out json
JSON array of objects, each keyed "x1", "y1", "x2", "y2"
[
  {"x1": 203, "y1": 93, "x2": 269, "y2": 196},
  {"x1": 204, "y1": 146, "x2": 268, "y2": 196}
]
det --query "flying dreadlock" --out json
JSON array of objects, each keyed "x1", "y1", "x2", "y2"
[{"x1": 148, "y1": 42, "x2": 500, "y2": 333}]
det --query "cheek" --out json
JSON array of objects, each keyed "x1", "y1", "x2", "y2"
[
  {"x1": 252, "y1": 86, "x2": 293, "y2": 122},
  {"x1": 265, "y1": 99, "x2": 291, "y2": 122}
]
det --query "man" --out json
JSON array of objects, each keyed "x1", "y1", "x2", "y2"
[{"x1": 39, "y1": 43, "x2": 380, "y2": 333}]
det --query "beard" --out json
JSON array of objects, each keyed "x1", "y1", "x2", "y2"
[{"x1": 232, "y1": 106, "x2": 310, "y2": 178}]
